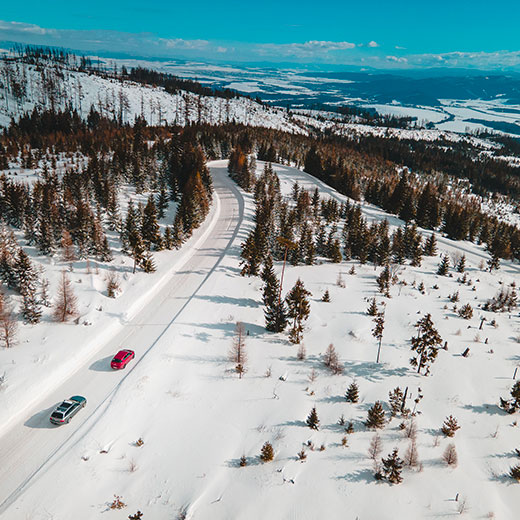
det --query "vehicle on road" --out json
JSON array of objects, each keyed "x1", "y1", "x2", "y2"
[
  {"x1": 49, "y1": 396, "x2": 87, "y2": 425},
  {"x1": 111, "y1": 349, "x2": 135, "y2": 370}
]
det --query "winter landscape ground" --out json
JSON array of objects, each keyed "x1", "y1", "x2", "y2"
[{"x1": 1, "y1": 159, "x2": 520, "y2": 519}]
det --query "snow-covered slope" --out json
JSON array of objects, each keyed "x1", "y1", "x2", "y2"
[
  {"x1": 2, "y1": 161, "x2": 520, "y2": 519},
  {"x1": 0, "y1": 61, "x2": 305, "y2": 133}
]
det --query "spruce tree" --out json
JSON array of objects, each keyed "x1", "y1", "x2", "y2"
[
  {"x1": 388, "y1": 387, "x2": 404, "y2": 417},
  {"x1": 423, "y1": 233, "x2": 438, "y2": 256},
  {"x1": 366, "y1": 401, "x2": 385, "y2": 429},
  {"x1": 15, "y1": 250, "x2": 41, "y2": 323},
  {"x1": 437, "y1": 254, "x2": 450, "y2": 276},
  {"x1": 141, "y1": 195, "x2": 163, "y2": 251},
  {"x1": 441, "y1": 415, "x2": 460, "y2": 437},
  {"x1": 410, "y1": 313, "x2": 442, "y2": 375},
  {"x1": 285, "y1": 278, "x2": 311, "y2": 344},
  {"x1": 345, "y1": 382, "x2": 359, "y2": 403},
  {"x1": 306, "y1": 406, "x2": 320, "y2": 430},
  {"x1": 456, "y1": 254, "x2": 466, "y2": 273},
  {"x1": 382, "y1": 448, "x2": 403, "y2": 484}
]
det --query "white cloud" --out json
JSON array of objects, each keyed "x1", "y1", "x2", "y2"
[
  {"x1": 158, "y1": 38, "x2": 208, "y2": 50},
  {"x1": 368, "y1": 41, "x2": 379, "y2": 48},
  {"x1": 0, "y1": 20, "x2": 56, "y2": 36},
  {"x1": 256, "y1": 40, "x2": 356, "y2": 59}
]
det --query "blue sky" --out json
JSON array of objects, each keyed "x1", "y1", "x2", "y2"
[{"x1": 1, "y1": 1, "x2": 520, "y2": 69}]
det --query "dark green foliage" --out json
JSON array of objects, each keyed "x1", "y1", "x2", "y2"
[
  {"x1": 285, "y1": 278, "x2": 311, "y2": 344},
  {"x1": 321, "y1": 289, "x2": 330, "y2": 302},
  {"x1": 260, "y1": 442, "x2": 274, "y2": 462},
  {"x1": 423, "y1": 233, "x2": 437, "y2": 256},
  {"x1": 437, "y1": 254, "x2": 450, "y2": 275},
  {"x1": 457, "y1": 303, "x2": 473, "y2": 319},
  {"x1": 410, "y1": 313, "x2": 442, "y2": 375},
  {"x1": 367, "y1": 297, "x2": 378, "y2": 316},
  {"x1": 500, "y1": 381, "x2": 520, "y2": 414},
  {"x1": 366, "y1": 401, "x2": 385, "y2": 429},
  {"x1": 382, "y1": 448, "x2": 403, "y2": 484},
  {"x1": 456, "y1": 254, "x2": 466, "y2": 273},
  {"x1": 376, "y1": 265, "x2": 391, "y2": 297},
  {"x1": 345, "y1": 382, "x2": 359, "y2": 403},
  {"x1": 306, "y1": 407, "x2": 320, "y2": 430},
  {"x1": 388, "y1": 387, "x2": 404, "y2": 417},
  {"x1": 510, "y1": 465, "x2": 520, "y2": 481},
  {"x1": 441, "y1": 415, "x2": 460, "y2": 437}
]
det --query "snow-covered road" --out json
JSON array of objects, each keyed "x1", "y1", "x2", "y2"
[{"x1": 0, "y1": 164, "x2": 244, "y2": 515}]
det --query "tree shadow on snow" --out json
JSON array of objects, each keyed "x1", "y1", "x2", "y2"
[
  {"x1": 194, "y1": 294, "x2": 260, "y2": 308},
  {"x1": 335, "y1": 467, "x2": 376, "y2": 484},
  {"x1": 225, "y1": 456, "x2": 262, "y2": 468},
  {"x1": 461, "y1": 403, "x2": 504, "y2": 416}
]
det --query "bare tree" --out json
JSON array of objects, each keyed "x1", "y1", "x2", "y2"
[
  {"x1": 0, "y1": 293, "x2": 17, "y2": 348},
  {"x1": 229, "y1": 322, "x2": 247, "y2": 378},
  {"x1": 53, "y1": 271, "x2": 78, "y2": 322},
  {"x1": 404, "y1": 438, "x2": 419, "y2": 467},
  {"x1": 368, "y1": 433, "x2": 383, "y2": 460},
  {"x1": 443, "y1": 443, "x2": 458, "y2": 466},
  {"x1": 323, "y1": 343, "x2": 343, "y2": 374},
  {"x1": 60, "y1": 230, "x2": 76, "y2": 266}
]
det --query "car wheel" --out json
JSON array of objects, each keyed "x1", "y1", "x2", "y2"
[{"x1": 66, "y1": 418, "x2": 71, "y2": 424}]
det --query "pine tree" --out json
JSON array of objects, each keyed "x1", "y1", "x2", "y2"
[
  {"x1": 441, "y1": 415, "x2": 460, "y2": 437},
  {"x1": 53, "y1": 271, "x2": 78, "y2": 322},
  {"x1": 141, "y1": 195, "x2": 163, "y2": 251},
  {"x1": 285, "y1": 278, "x2": 311, "y2": 344},
  {"x1": 500, "y1": 381, "x2": 520, "y2": 414},
  {"x1": 388, "y1": 387, "x2": 404, "y2": 417},
  {"x1": 367, "y1": 297, "x2": 378, "y2": 316},
  {"x1": 156, "y1": 181, "x2": 169, "y2": 219},
  {"x1": 510, "y1": 464, "x2": 520, "y2": 481},
  {"x1": 345, "y1": 382, "x2": 359, "y2": 403},
  {"x1": 260, "y1": 441, "x2": 274, "y2": 462},
  {"x1": 15, "y1": 250, "x2": 41, "y2": 323},
  {"x1": 306, "y1": 406, "x2": 320, "y2": 430},
  {"x1": 321, "y1": 289, "x2": 330, "y2": 302},
  {"x1": 372, "y1": 310, "x2": 385, "y2": 363},
  {"x1": 382, "y1": 448, "x2": 403, "y2": 484},
  {"x1": 261, "y1": 256, "x2": 287, "y2": 332},
  {"x1": 437, "y1": 254, "x2": 450, "y2": 276},
  {"x1": 376, "y1": 265, "x2": 391, "y2": 297},
  {"x1": 366, "y1": 401, "x2": 385, "y2": 429},
  {"x1": 456, "y1": 254, "x2": 466, "y2": 273},
  {"x1": 423, "y1": 233, "x2": 438, "y2": 256},
  {"x1": 410, "y1": 313, "x2": 442, "y2": 375}
]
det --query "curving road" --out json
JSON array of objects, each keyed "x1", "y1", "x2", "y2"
[{"x1": 0, "y1": 163, "x2": 244, "y2": 516}]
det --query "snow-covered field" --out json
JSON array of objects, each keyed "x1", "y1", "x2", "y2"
[{"x1": 1, "y1": 161, "x2": 520, "y2": 519}]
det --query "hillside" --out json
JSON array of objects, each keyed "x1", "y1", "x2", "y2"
[{"x1": 1, "y1": 161, "x2": 519, "y2": 519}]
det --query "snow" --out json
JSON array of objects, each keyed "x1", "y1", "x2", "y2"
[{"x1": 1, "y1": 161, "x2": 520, "y2": 519}]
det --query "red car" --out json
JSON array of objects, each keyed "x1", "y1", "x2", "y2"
[{"x1": 111, "y1": 349, "x2": 135, "y2": 369}]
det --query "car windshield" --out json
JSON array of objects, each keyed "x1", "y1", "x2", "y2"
[
  {"x1": 51, "y1": 411, "x2": 64, "y2": 418},
  {"x1": 113, "y1": 359, "x2": 121, "y2": 363}
]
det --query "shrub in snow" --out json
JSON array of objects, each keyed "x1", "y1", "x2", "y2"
[
  {"x1": 297, "y1": 449, "x2": 307, "y2": 461},
  {"x1": 306, "y1": 407, "x2": 320, "y2": 430},
  {"x1": 441, "y1": 415, "x2": 460, "y2": 437},
  {"x1": 366, "y1": 401, "x2": 385, "y2": 429},
  {"x1": 321, "y1": 289, "x2": 330, "y2": 302},
  {"x1": 239, "y1": 455, "x2": 247, "y2": 467},
  {"x1": 388, "y1": 387, "x2": 408, "y2": 417},
  {"x1": 367, "y1": 297, "x2": 378, "y2": 316},
  {"x1": 443, "y1": 443, "x2": 458, "y2": 466},
  {"x1": 109, "y1": 495, "x2": 126, "y2": 510},
  {"x1": 260, "y1": 442, "x2": 274, "y2": 462},
  {"x1": 458, "y1": 303, "x2": 473, "y2": 319},
  {"x1": 128, "y1": 512, "x2": 143, "y2": 520},
  {"x1": 323, "y1": 343, "x2": 343, "y2": 374}
]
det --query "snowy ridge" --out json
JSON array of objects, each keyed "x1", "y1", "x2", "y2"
[{"x1": 0, "y1": 61, "x2": 306, "y2": 133}]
